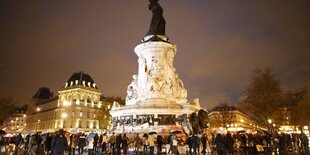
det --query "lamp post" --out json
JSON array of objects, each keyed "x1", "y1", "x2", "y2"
[
  {"x1": 272, "y1": 123, "x2": 276, "y2": 134},
  {"x1": 268, "y1": 119, "x2": 272, "y2": 133}
]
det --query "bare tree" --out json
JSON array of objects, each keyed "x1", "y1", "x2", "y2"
[
  {"x1": 0, "y1": 97, "x2": 18, "y2": 124},
  {"x1": 290, "y1": 90, "x2": 310, "y2": 126},
  {"x1": 239, "y1": 68, "x2": 282, "y2": 126}
]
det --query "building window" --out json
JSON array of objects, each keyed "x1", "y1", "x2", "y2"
[
  {"x1": 87, "y1": 112, "x2": 90, "y2": 118},
  {"x1": 79, "y1": 120, "x2": 82, "y2": 128},
  {"x1": 87, "y1": 121, "x2": 90, "y2": 128},
  {"x1": 93, "y1": 121, "x2": 96, "y2": 129},
  {"x1": 79, "y1": 111, "x2": 83, "y2": 117}
]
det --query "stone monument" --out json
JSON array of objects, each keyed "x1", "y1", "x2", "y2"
[{"x1": 110, "y1": 0, "x2": 201, "y2": 133}]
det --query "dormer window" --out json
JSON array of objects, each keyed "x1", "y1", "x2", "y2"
[
  {"x1": 75, "y1": 80, "x2": 78, "y2": 85},
  {"x1": 82, "y1": 81, "x2": 86, "y2": 86},
  {"x1": 87, "y1": 82, "x2": 91, "y2": 87}
]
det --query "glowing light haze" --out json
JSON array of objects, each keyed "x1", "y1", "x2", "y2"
[{"x1": 0, "y1": 0, "x2": 309, "y2": 109}]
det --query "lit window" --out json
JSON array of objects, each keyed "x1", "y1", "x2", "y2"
[
  {"x1": 61, "y1": 113, "x2": 67, "y2": 119},
  {"x1": 75, "y1": 120, "x2": 79, "y2": 128},
  {"x1": 63, "y1": 101, "x2": 70, "y2": 106}
]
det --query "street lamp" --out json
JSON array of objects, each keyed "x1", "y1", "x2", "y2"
[
  {"x1": 268, "y1": 119, "x2": 272, "y2": 124},
  {"x1": 268, "y1": 119, "x2": 272, "y2": 134}
]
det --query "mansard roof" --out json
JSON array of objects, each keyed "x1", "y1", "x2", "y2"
[
  {"x1": 33, "y1": 87, "x2": 53, "y2": 99},
  {"x1": 63, "y1": 71, "x2": 98, "y2": 89},
  {"x1": 211, "y1": 104, "x2": 238, "y2": 112},
  {"x1": 32, "y1": 87, "x2": 57, "y2": 106}
]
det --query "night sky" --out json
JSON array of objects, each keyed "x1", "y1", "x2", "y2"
[{"x1": 1, "y1": 0, "x2": 310, "y2": 109}]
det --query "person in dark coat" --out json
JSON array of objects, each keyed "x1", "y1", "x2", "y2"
[
  {"x1": 192, "y1": 133, "x2": 200, "y2": 154},
  {"x1": 122, "y1": 133, "x2": 129, "y2": 154},
  {"x1": 301, "y1": 132, "x2": 309, "y2": 154},
  {"x1": 143, "y1": 133, "x2": 149, "y2": 154},
  {"x1": 166, "y1": 134, "x2": 172, "y2": 154},
  {"x1": 201, "y1": 133, "x2": 207, "y2": 153},
  {"x1": 98, "y1": 134, "x2": 103, "y2": 154},
  {"x1": 77, "y1": 133, "x2": 86, "y2": 154},
  {"x1": 51, "y1": 129, "x2": 68, "y2": 155},
  {"x1": 108, "y1": 132, "x2": 116, "y2": 154},
  {"x1": 278, "y1": 133, "x2": 286, "y2": 155},
  {"x1": 186, "y1": 135, "x2": 193, "y2": 154},
  {"x1": 69, "y1": 134, "x2": 73, "y2": 154},
  {"x1": 15, "y1": 133, "x2": 24, "y2": 146},
  {"x1": 215, "y1": 133, "x2": 225, "y2": 155},
  {"x1": 15, "y1": 133, "x2": 24, "y2": 154},
  {"x1": 44, "y1": 133, "x2": 53, "y2": 155},
  {"x1": 157, "y1": 134, "x2": 163, "y2": 155},
  {"x1": 115, "y1": 134, "x2": 122, "y2": 155},
  {"x1": 24, "y1": 134, "x2": 31, "y2": 152},
  {"x1": 93, "y1": 133, "x2": 99, "y2": 153},
  {"x1": 225, "y1": 132, "x2": 234, "y2": 155},
  {"x1": 240, "y1": 134, "x2": 247, "y2": 150}
]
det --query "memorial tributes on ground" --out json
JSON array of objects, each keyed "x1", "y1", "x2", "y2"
[{"x1": 110, "y1": 0, "x2": 201, "y2": 133}]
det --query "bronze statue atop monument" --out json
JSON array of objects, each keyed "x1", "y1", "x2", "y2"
[{"x1": 143, "y1": 0, "x2": 169, "y2": 42}]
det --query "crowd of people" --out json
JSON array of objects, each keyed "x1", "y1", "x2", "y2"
[{"x1": 0, "y1": 129, "x2": 309, "y2": 155}]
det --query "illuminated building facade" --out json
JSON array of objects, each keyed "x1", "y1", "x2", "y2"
[
  {"x1": 4, "y1": 111, "x2": 27, "y2": 131},
  {"x1": 208, "y1": 105, "x2": 259, "y2": 132},
  {"x1": 26, "y1": 72, "x2": 108, "y2": 132}
]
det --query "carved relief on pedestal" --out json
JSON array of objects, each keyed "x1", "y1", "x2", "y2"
[
  {"x1": 126, "y1": 75, "x2": 138, "y2": 101},
  {"x1": 126, "y1": 43, "x2": 187, "y2": 103}
]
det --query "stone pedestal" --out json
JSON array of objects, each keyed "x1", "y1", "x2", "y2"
[
  {"x1": 126, "y1": 41, "x2": 187, "y2": 105},
  {"x1": 110, "y1": 41, "x2": 200, "y2": 133}
]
